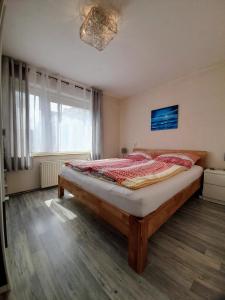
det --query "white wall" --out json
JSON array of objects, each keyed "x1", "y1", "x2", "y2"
[{"x1": 120, "y1": 63, "x2": 225, "y2": 169}]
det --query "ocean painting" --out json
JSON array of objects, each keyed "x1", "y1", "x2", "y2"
[{"x1": 151, "y1": 105, "x2": 179, "y2": 131}]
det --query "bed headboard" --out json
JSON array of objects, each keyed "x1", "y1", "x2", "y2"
[{"x1": 133, "y1": 148, "x2": 208, "y2": 168}]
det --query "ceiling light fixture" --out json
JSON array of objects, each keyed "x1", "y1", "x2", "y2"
[{"x1": 80, "y1": 6, "x2": 118, "y2": 51}]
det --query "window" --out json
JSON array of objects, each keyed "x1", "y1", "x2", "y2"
[{"x1": 29, "y1": 69, "x2": 92, "y2": 154}]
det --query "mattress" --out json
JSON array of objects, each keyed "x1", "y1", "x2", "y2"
[{"x1": 60, "y1": 165, "x2": 203, "y2": 217}]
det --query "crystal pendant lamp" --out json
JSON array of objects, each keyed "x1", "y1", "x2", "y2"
[{"x1": 80, "y1": 6, "x2": 118, "y2": 51}]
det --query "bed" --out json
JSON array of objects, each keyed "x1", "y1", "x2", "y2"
[{"x1": 58, "y1": 149, "x2": 207, "y2": 273}]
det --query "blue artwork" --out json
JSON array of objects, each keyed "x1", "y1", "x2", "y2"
[{"x1": 151, "y1": 105, "x2": 179, "y2": 131}]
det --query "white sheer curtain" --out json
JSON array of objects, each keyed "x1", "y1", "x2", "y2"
[{"x1": 28, "y1": 66, "x2": 92, "y2": 153}]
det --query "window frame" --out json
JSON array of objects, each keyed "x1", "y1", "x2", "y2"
[{"x1": 31, "y1": 151, "x2": 91, "y2": 157}]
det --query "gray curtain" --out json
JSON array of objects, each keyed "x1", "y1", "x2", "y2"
[
  {"x1": 91, "y1": 88, "x2": 103, "y2": 160},
  {"x1": 2, "y1": 56, "x2": 31, "y2": 171}
]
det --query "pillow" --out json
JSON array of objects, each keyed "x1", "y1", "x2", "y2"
[
  {"x1": 125, "y1": 152, "x2": 152, "y2": 161},
  {"x1": 155, "y1": 153, "x2": 200, "y2": 168}
]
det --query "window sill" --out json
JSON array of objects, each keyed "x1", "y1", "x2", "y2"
[{"x1": 31, "y1": 152, "x2": 91, "y2": 158}]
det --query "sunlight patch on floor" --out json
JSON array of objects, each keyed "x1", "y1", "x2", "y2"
[{"x1": 44, "y1": 198, "x2": 77, "y2": 222}]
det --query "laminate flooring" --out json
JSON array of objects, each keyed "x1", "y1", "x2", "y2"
[{"x1": 1, "y1": 188, "x2": 225, "y2": 300}]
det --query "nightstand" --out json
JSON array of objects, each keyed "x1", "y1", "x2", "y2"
[{"x1": 202, "y1": 169, "x2": 225, "y2": 205}]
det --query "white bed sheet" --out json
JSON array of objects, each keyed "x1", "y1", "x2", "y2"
[{"x1": 60, "y1": 165, "x2": 203, "y2": 217}]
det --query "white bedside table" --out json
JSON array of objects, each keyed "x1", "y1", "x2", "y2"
[{"x1": 202, "y1": 169, "x2": 225, "y2": 205}]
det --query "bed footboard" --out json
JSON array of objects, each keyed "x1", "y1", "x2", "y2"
[{"x1": 58, "y1": 174, "x2": 202, "y2": 274}]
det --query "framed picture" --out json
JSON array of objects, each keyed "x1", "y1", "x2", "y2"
[{"x1": 151, "y1": 105, "x2": 179, "y2": 131}]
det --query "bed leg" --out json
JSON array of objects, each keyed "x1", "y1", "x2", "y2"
[
  {"x1": 58, "y1": 176, "x2": 64, "y2": 198},
  {"x1": 128, "y1": 216, "x2": 148, "y2": 274},
  {"x1": 58, "y1": 185, "x2": 64, "y2": 198}
]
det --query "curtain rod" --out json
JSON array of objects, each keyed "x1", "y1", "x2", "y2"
[
  {"x1": 34, "y1": 71, "x2": 91, "y2": 92},
  {"x1": 6, "y1": 56, "x2": 91, "y2": 92}
]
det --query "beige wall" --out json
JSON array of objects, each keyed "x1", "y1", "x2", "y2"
[
  {"x1": 120, "y1": 63, "x2": 225, "y2": 169},
  {"x1": 6, "y1": 153, "x2": 90, "y2": 194},
  {"x1": 102, "y1": 94, "x2": 120, "y2": 158},
  {"x1": 8, "y1": 64, "x2": 225, "y2": 194},
  {"x1": 7, "y1": 94, "x2": 120, "y2": 194}
]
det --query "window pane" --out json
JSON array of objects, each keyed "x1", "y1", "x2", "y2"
[{"x1": 60, "y1": 104, "x2": 91, "y2": 152}]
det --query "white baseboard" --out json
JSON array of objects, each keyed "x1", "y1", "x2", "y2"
[{"x1": 200, "y1": 195, "x2": 225, "y2": 206}]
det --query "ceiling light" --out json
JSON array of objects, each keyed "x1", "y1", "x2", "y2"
[{"x1": 80, "y1": 6, "x2": 118, "y2": 51}]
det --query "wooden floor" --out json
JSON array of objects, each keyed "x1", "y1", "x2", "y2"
[{"x1": 1, "y1": 188, "x2": 225, "y2": 300}]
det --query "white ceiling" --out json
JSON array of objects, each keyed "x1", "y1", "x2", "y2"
[{"x1": 3, "y1": 0, "x2": 225, "y2": 98}]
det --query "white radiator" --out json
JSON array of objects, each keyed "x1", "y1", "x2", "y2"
[{"x1": 41, "y1": 160, "x2": 66, "y2": 188}]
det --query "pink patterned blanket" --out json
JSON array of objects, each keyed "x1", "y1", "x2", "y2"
[
  {"x1": 65, "y1": 158, "x2": 141, "y2": 172},
  {"x1": 65, "y1": 158, "x2": 186, "y2": 190},
  {"x1": 99, "y1": 160, "x2": 186, "y2": 189}
]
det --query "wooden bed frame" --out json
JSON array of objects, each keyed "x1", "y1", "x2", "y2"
[{"x1": 58, "y1": 149, "x2": 207, "y2": 273}]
